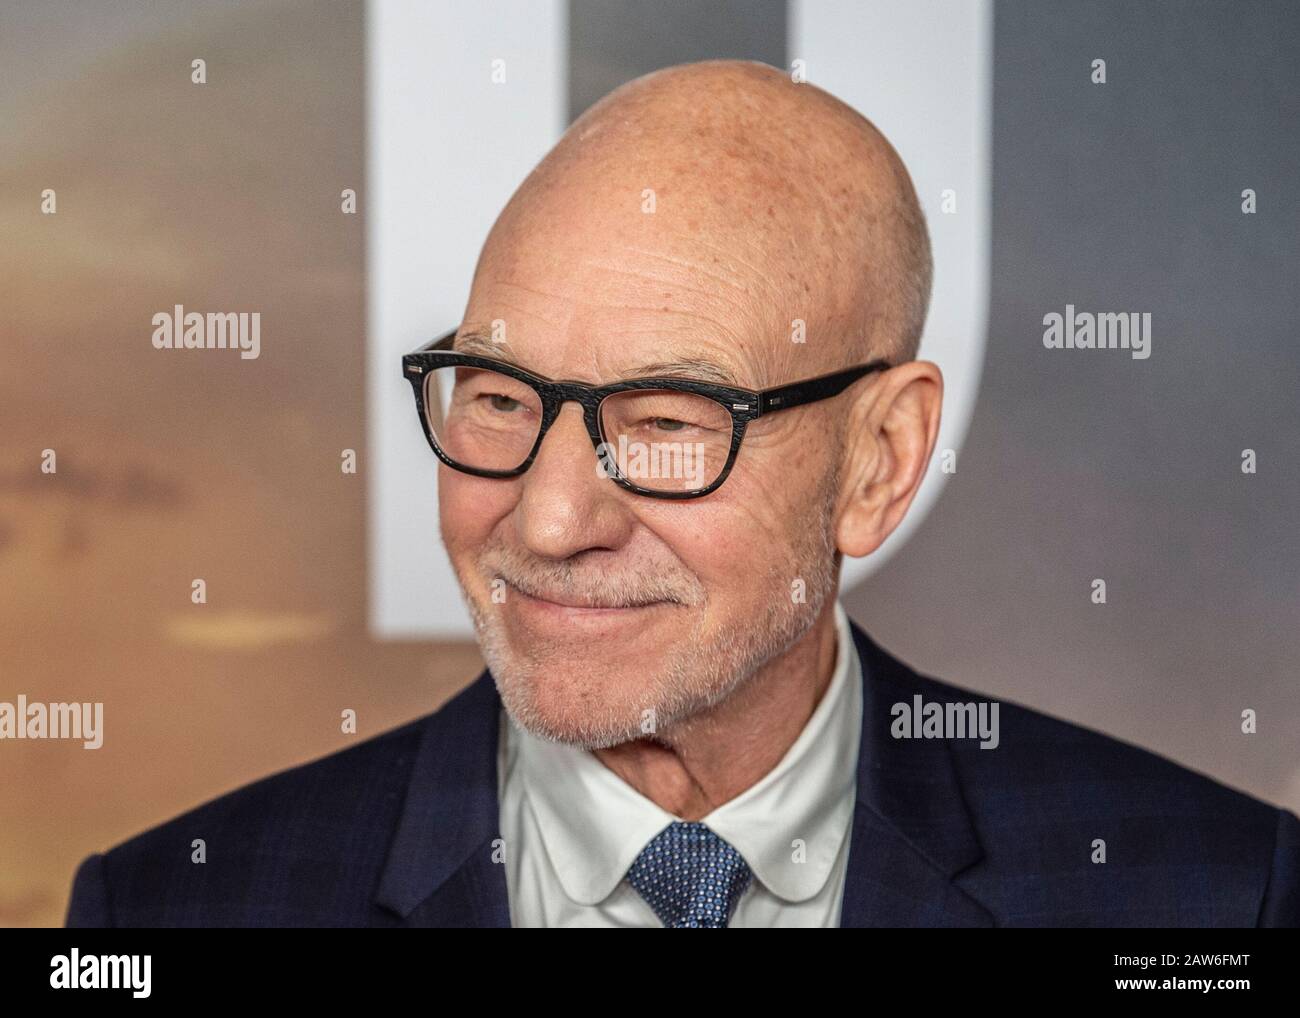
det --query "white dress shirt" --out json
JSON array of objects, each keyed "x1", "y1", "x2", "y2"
[{"x1": 496, "y1": 600, "x2": 863, "y2": 927}]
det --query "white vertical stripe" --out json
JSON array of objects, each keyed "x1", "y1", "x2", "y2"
[
  {"x1": 367, "y1": 0, "x2": 566, "y2": 637},
  {"x1": 791, "y1": 0, "x2": 992, "y2": 586}
]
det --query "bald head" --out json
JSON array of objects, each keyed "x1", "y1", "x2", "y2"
[{"x1": 474, "y1": 59, "x2": 931, "y2": 371}]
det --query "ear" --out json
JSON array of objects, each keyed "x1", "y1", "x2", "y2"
[{"x1": 835, "y1": 360, "x2": 943, "y2": 558}]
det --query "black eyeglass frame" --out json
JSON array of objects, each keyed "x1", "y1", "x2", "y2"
[{"x1": 402, "y1": 329, "x2": 892, "y2": 500}]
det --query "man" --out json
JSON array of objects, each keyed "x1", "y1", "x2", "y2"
[{"x1": 66, "y1": 60, "x2": 1298, "y2": 927}]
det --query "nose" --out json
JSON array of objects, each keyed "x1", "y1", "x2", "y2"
[{"x1": 514, "y1": 402, "x2": 634, "y2": 559}]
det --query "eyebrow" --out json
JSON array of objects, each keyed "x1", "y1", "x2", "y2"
[
  {"x1": 453, "y1": 331, "x2": 744, "y2": 387},
  {"x1": 454, "y1": 332, "x2": 516, "y2": 359},
  {"x1": 623, "y1": 359, "x2": 742, "y2": 386}
]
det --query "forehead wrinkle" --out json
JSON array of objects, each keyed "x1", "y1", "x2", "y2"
[
  {"x1": 640, "y1": 234, "x2": 789, "y2": 287},
  {"x1": 610, "y1": 243, "x2": 790, "y2": 314},
  {"x1": 581, "y1": 293, "x2": 764, "y2": 344},
  {"x1": 571, "y1": 255, "x2": 781, "y2": 334},
  {"x1": 579, "y1": 259, "x2": 738, "y2": 302},
  {"x1": 620, "y1": 319, "x2": 773, "y2": 387},
  {"x1": 489, "y1": 249, "x2": 774, "y2": 367},
  {"x1": 593, "y1": 246, "x2": 771, "y2": 294},
  {"x1": 554, "y1": 311, "x2": 770, "y2": 385},
  {"x1": 577, "y1": 253, "x2": 788, "y2": 365},
  {"x1": 454, "y1": 330, "x2": 742, "y2": 387},
  {"x1": 480, "y1": 281, "x2": 576, "y2": 332}
]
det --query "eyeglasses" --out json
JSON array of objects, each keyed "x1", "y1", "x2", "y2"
[{"x1": 402, "y1": 329, "x2": 892, "y2": 500}]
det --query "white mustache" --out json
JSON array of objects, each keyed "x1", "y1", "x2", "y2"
[
  {"x1": 482, "y1": 549, "x2": 703, "y2": 610},
  {"x1": 496, "y1": 572, "x2": 691, "y2": 605}
]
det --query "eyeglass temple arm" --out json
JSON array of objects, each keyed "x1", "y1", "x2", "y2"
[
  {"x1": 757, "y1": 360, "x2": 891, "y2": 414},
  {"x1": 408, "y1": 331, "x2": 890, "y2": 410}
]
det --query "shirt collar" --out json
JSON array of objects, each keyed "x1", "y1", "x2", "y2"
[{"x1": 508, "y1": 600, "x2": 863, "y2": 906}]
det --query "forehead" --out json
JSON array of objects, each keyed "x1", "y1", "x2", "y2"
[
  {"x1": 462, "y1": 221, "x2": 805, "y2": 388},
  {"x1": 454, "y1": 325, "x2": 748, "y2": 388}
]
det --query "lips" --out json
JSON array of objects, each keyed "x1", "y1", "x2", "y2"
[{"x1": 503, "y1": 580, "x2": 663, "y2": 611}]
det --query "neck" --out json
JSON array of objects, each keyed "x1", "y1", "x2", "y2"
[{"x1": 592, "y1": 603, "x2": 840, "y2": 820}]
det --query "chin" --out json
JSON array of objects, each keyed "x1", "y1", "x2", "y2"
[{"x1": 492, "y1": 657, "x2": 651, "y2": 749}]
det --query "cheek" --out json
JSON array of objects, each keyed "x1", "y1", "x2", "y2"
[
  {"x1": 687, "y1": 469, "x2": 817, "y2": 588},
  {"x1": 438, "y1": 469, "x2": 513, "y2": 554},
  {"x1": 727, "y1": 429, "x2": 835, "y2": 539},
  {"x1": 641, "y1": 491, "x2": 792, "y2": 601}
]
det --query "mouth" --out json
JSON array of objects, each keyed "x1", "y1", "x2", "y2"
[{"x1": 500, "y1": 580, "x2": 672, "y2": 619}]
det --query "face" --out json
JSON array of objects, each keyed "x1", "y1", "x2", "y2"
[{"x1": 439, "y1": 200, "x2": 845, "y2": 751}]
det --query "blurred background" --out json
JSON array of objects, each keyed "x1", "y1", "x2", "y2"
[{"x1": 2, "y1": 0, "x2": 1297, "y2": 928}]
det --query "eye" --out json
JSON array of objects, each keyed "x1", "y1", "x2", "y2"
[
  {"x1": 650, "y1": 417, "x2": 688, "y2": 431},
  {"x1": 487, "y1": 393, "x2": 525, "y2": 412}
]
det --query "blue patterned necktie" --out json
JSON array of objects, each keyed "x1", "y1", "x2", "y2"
[{"x1": 625, "y1": 820, "x2": 753, "y2": 928}]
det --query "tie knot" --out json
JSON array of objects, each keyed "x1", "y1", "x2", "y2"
[{"x1": 625, "y1": 821, "x2": 753, "y2": 927}]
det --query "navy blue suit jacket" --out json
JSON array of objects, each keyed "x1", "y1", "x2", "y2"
[{"x1": 65, "y1": 621, "x2": 1299, "y2": 926}]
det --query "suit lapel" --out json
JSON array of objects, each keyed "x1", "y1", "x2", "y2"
[
  {"x1": 373, "y1": 671, "x2": 511, "y2": 927},
  {"x1": 838, "y1": 621, "x2": 995, "y2": 927}
]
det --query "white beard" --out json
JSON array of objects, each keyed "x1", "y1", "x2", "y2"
[{"x1": 453, "y1": 475, "x2": 840, "y2": 750}]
